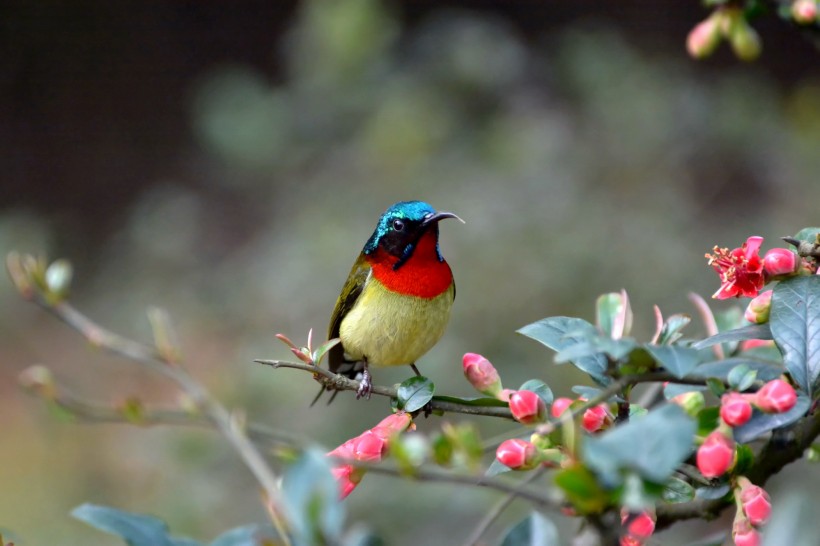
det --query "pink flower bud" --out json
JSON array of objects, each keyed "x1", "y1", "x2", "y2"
[
  {"x1": 331, "y1": 464, "x2": 363, "y2": 499},
  {"x1": 370, "y1": 411, "x2": 414, "y2": 439},
  {"x1": 739, "y1": 480, "x2": 772, "y2": 527},
  {"x1": 509, "y1": 390, "x2": 547, "y2": 425},
  {"x1": 352, "y1": 431, "x2": 386, "y2": 462},
  {"x1": 792, "y1": 0, "x2": 818, "y2": 24},
  {"x1": 740, "y1": 339, "x2": 775, "y2": 351},
  {"x1": 744, "y1": 290, "x2": 772, "y2": 324},
  {"x1": 686, "y1": 15, "x2": 722, "y2": 59},
  {"x1": 620, "y1": 510, "x2": 655, "y2": 545},
  {"x1": 720, "y1": 392, "x2": 753, "y2": 427},
  {"x1": 462, "y1": 353, "x2": 503, "y2": 397},
  {"x1": 498, "y1": 388, "x2": 515, "y2": 402},
  {"x1": 582, "y1": 405, "x2": 609, "y2": 433},
  {"x1": 733, "y1": 519, "x2": 761, "y2": 546},
  {"x1": 755, "y1": 379, "x2": 797, "y2": 413},
  {"x1": 496, "y1": 438, "x2": 540, "y2": 470},
  {"x1": 763, "y1": 248, "x2": 798, "y2": 278},
  {"x1": 697, "y1": 430, "x2": 735, "y2": 478},
  {"x1": 550, "y1": 397, "x2": 573, "y2": 418}
]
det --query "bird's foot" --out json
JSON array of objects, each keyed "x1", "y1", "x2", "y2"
[{"x1": 356, "y1": 367, "x2": 372, "y2": 400}]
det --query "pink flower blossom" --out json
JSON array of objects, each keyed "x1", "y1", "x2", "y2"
[
  {"x1": 739, "y1": 480, "x2": 772, "y2": 527},
  {"x1": 733, "y1": 519, "x2": 761, "y2": 546},
  {"x1": 720, "y1": 392, "x2": 753, "y2": 427},
  {"x1": 462, "y1": 353, "x2": 503, "y2": 397},
  {"x1": 697, "y1": 430, "x2": 735, "y2": 478},
  {"x1": 496, "y1": 438, "x2": 539, "y2": 470},
  {"x1": 755, "y1": 379, "x2": 797, "y2": 413},
  {"x1": 582, "y1": 405, "x2": 609, "y2": 433},
  {"x1": 550, "y1": 397, "x2": 574, "y2": 418},
  {"x1": 706, "y1": 236, "x2": 765, "y2": 299},
  {"x1": 763, "y1": 248, "x2": 798, "y2": 277},
  {"x1": 509, "y1": 390, "x2": 547, "y2": 425}
]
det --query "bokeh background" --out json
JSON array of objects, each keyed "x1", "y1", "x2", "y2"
[{"x1": 3, "y1": 0, "x2": 820, "y2": 544}]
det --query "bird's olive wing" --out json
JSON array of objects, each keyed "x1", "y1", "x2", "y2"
[{"x1": 327, "y1": 257, "x2": 371, "y2": 373}]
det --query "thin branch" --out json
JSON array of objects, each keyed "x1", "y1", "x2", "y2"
[
  {"x1": 29, "y1": 298, "x2": 292, "y2": 545},
  {"x1": 255, "y1": 359, "x2": 515, "y2": 419},
  {"x1": 460, "y1": 467, "x2": 547, "y2": 546}
]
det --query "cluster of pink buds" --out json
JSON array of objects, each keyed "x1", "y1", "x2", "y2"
[
  {"x1": 327, "y1": 412, "x2": 414, "y2": 498},
  {"x1": 732, "y1": 477, "x2": 772, "y2": 545},
  {"x1": 706, "y1": 236, "x2": 803, "y2": 301},
  {"x1": 719, "y1": 379, "x2": 798, "y2": 429},
  {"x1": 551, "y1": 396, "x2": 611, "y2": 433},
  {"x1": 620, "y1": 510, "x2": 656, "y2": 546}
]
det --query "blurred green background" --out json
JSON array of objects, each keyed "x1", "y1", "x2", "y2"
[{"x1": 3, "y1": 0, "x2": 820, "y2": 544}]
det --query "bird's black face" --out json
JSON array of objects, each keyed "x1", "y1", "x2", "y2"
[{"x1": 376, "y1": 214, "x2": 435, "y2": 261}]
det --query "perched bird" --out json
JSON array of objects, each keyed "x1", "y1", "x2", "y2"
[{"x1": 323, "y1": 200, "x2": 462, "y2": 400}]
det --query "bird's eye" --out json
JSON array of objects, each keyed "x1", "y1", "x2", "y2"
[{"x1": 392, "y1": 219, "x2": 405, "y2": 231}]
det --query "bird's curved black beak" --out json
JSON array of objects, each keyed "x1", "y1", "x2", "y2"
[{"x1": 421, "y1": 211, "x2": 465, "y2": 226}]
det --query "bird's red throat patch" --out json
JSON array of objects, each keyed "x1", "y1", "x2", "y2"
[{"x1": 367, "y1": 230, "x2": 453, "y2": 298}]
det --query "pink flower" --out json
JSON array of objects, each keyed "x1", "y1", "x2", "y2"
[
  {"x1": 744, "y1": 290, "x2": 772, "y2": 324},
  {"x1": 508, "y1": 390, "x2": 547, "y2": 425},
  {"x1": 331, "y1": 464, "x2": 363, "y2": 499},
  {"x1": 739, "y1": 479, "x2": 772, "y2": 527},
  {"x1": 370, "y1": 411, "x2": 414, "y2": 439},
  {"x1": 550, "y1": 397, "x2": 574, "y2": 418},
  {"x1": 352, "y1": 431, "x2": 386, "y2": 462},
  {"x1": 792, "y1": 0, "x2": 818, "y2": 24},
  {"x1": 706, "y1": 236, "x2": 765, "y2": 299},
  {"x1": 720, "y1": 392, "x2": 753, "y2": 427},
  {"x1": 755, "y1": 379, "x2": 797, "y2": 413},
  {"x1": 496, "y1": 438, "x2": 540, "y2": 470},
  {"x1": 582, "y1": 405, "x2": 609, "y2": 433},
  {"x1": 686, "y1": 15, "x2": 722, "y2": 59},
  {"x1": 733, "y1": 519, "x2": 761, "y2": 546},
  {"x1": 763, "y1": 248, "x2": 798, "y2": 278},
  {"x1": 462, "y1": 353, "x2": 503, "y2": 397},
  {"x1": 620, "y1": 510, "x2": 655, "y2": 546},
  {"x1": 697, "y1": 430, "x2": 735, "y2": 478}
]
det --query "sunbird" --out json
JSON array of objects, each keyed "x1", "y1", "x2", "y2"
[{"x1": 323, "y1": 200, "x2": 462, "y2": 400}]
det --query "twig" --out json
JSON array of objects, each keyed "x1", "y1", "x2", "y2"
[
  {"x1": 255, "y1": 359, "x2": 515, "y2": 419},
  {"x1": 460, "y1": 467, "x2": 547, "y2": 546}
]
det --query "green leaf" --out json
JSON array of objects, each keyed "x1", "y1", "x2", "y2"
[
  {"x1": 695, "y1": 484, "x2": 731, "y2": 500},
  {"x1": 281, "y1": 448, "x2": 345, "y2": 545},
  {"x1": 499, "y1": 513, "x2": 559, "y2": 546},
  {"x1": 663, "y1": 477, "x2": 695, "y2": 503},
  {"x1": 645, "y1": 345, "x2": 700, "y2": 378},
  {"x1": 71, "y1": 504, "x2": 188, "y2": 546},
  {"x1": 210, "y1": 525, "x2": 277, "y2": 546},
  {"x1": 519, "y1": 379, "x2": 554, "y2": 406},
  {"x1": 770, "y1": 276, "x2": 820, "y2": 395},
  {"x1": 554, "y1": 465, "x2": 610, "y2": 514},
  {"x1": 583, "y1": 405, "x2": 696, "y2": 486},
  {"x1": 517, "y1": 317, "x2": 611, "y2": 385},
  {"x1": 692, "y1": 324, "x2": 772, "y2": 350},
  {"x1": 727, "y1": 364, "x2": 757, "y2": 391},
  {"x1": 396, "y1": 376, "x2": 435, "y2": 412},
  {"x1": 733, "y1": 395, "x2": 812, "y2": 443},
  {"x1": 692, "y1": 358, "x2": 784, "y2": 383}
]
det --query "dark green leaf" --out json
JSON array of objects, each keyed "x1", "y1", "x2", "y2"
[
  {"x1": 486, "y1": 459, "x2": 512, "y2": 477},
  {"x1": 281, "y1": 448, "x2": 344, "y2": 544},
  {"x1": 663, "y1": 477, "x2": 695, "y2": 503},
  {"x1": 770, "y1": 276, "x2": 820, "y2": 395},
  {"x1": 692, "y1": 358, "x2": 784, "y2": 383},
  {"x1": 695, "y1": 484, "x2": 731, "y2": 500},
  {"x1": 692, "y1": 324, "x2": 772, "y2": 350},
  {"x1": 706, "y1": 378, "x2": 726, "y2": 398},
  {"x1": 727, "y1": 364, "x2": 757, "y2": 391},
  {"x1": 556, "y1": 337, "x2": 637, "y2": 363},
  {"x1": 71, "y1": 504, "x2": 184, "y2": 546},
  {"x1": 519, "y1": 379, "x2": 554, "y2": 406},
  {"x1": 582, "y1": 405, "x2": 695, "y2": 486},
  {"x1": 210, "y1": 525, "x2": 277, "y2": 546},
  {"x1": 734, "y1": 444, "x2": 755, "y2": 476},
  {"x1": 499, "y1": 513, "x2": 559, "y2": 546},
  {"x1": 697, "y1": 407, "x2": 720, "y2": 437},
  {"x1": 517, "y1": 317, "x2": 610, "y2": 385},
  {"x1": 733, "y1": 395, "x2": 811, "y2": 443},
  {"x1": 396, "y1": 376, "x2": 435, "y2": 412},
  {"x1": 645, "y1": 345, "x2": 701, "y2": 378},
  {"x1": 554, "y1": 465, "x2": 610, "y2": 513}
]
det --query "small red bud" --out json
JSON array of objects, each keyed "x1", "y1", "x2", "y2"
[
  {"x1": 496, "y1": 438, "x2": 540, "y2": 470},
  {"x1": 792, "y1": 0, "x2": 819, "y2": 24},
  {"x1": 744, "y1": 290, "x2": 772, "y2": 324},
  {"x1": 582, "y1": 405, "x2": 609, "y2": 433},
  {"x1": 755, "y1": 379, "x2": 797, "y2": 413},
  {"x1": 620, "y1": 510, "x2": 655, "y2": 545},
  {"x1": 551, "y1": 397, "x2": 574, "y2": 418},
  {"x1": 739, "y1": 480, "x2": 772, "y2": 527},
  {"x1": 733, "y1": 519, "x2": 761, "y2": 546},
  {"x1": 686, "y1": 14, "x2": 722, "y2": 59},
  {"x1": 720, "y1": 392, "x2": 753, "y2": 427},
  {"x1": 697, "y1": 430, "x2": 735, "y2": 478},
  {"x1": 352, "y1": 431, "x2": 386, "y2": 462},
  {"x1": 462, "y1": 353, "x2": 503, "y2": 397},
  {"x1": 763, "y1": 248, "x2": 798, "y2": 278},
  {"x1": 509, "y1": 390, "x2": 547, "y2": 425}
]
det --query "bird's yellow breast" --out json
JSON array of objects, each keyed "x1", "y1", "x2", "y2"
[{"x1": 338, "y1": 274, "x2": 454, "y2": 367}]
